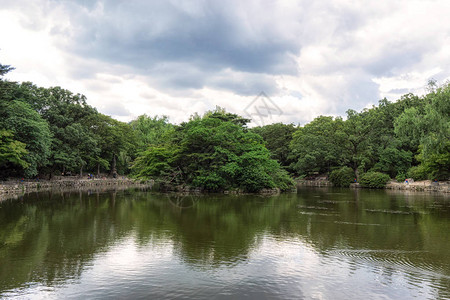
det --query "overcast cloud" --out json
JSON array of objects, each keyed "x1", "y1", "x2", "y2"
[{"x1": 1, "y1": 0, "x2": 449, "y2": 125}]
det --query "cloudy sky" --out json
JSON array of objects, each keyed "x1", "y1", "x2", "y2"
[{"x1": 1, "y1": 0, "x2": 449, "y2": 126}]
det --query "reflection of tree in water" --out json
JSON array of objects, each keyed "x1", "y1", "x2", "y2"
[
  {"x1": 0, "y1": 190, "x2": 300, "y2": 293},
  {"x1": 0, "y1": 188, "x2": 449, "y2": 297},
  {"x1": 0, "y1": 190, "x2": 134, "y2": 293},
  {"x1": 167, "y1": 194, "x2": 298, "y2": 268},
  {"x1": 166, "y1": 193, "x2": 199, "y2": 209},
  {"x1": 294, "y1": 187, "x2": 450, "y2": 297}
]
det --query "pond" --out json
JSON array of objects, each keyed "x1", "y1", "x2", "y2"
[{"x1": 0, "y1": 188, "x2": 449, "y2": 299}]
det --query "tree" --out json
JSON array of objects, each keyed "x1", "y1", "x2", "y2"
[
  {"x1": 394, "y1": 82, "x2": 450, "y2": 179},
  {"x1": 89, "y1": 113, "x2": 137, "y2": 175},
  {"x1": 35, "y1": 86, "x2": 100, "y2": 175},
  {"x1": 0, "y1": 100, "x2": 52, "y2": 177},
  {"x1": 338, "y1": 110, "x2": 375, "y2": 179},
  {"x1": 130, "y1": 115, "x2": 174, "y2": 151},
  {"x1": 0, "y1": 64, "x2": 14, "y2": 76},
  {"x1": 329, "y1": 166, "x2": 354, "y2": 187},
  {"x1": 132, "y1": 109, "x2": 293, "y2": 192},
  {"x1": 0, "y1": 130, "x2": 28, "y2": 177},
  {"x1": 251, "y1": 123, "x2": 297, "y2": 168},
  {"x1": 290, "y1": 116, "x2": 345, "y2": 176}
]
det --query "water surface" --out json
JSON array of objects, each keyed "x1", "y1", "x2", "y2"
[{"x1": 0, "y1": 188, "x2": 449, "y2": 299}]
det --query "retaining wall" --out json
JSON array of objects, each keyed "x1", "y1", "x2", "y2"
[
  {"x1": 385, "y1": 180, "x2": 449, "y2": 193},
  {"x1": 0, "y1": 178, "x2": 154, "y2": 200}
]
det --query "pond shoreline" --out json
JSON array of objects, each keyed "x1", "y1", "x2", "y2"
[
  {"x1": 0, "y1": 178, "x2": 154, "y2": 201},
  {"x1": 384, "y1": 180, "x2": 450, "y2": 193},
  {"x1": 2, "y1": 177, "x2": 448, "y2": 202},
  {"x1": 297, "y1": 179, "x2": 450, "y2": 194}
]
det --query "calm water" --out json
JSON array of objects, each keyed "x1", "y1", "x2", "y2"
[{"x1": 0, "y1": 188, "x2": 449, "y2": 299}]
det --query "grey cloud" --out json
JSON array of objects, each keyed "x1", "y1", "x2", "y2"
[
  {"x1": 364, "y1": 43, "x2": 428, "y2": 77},
  {"x1": 206, "y1": 73, "x2": 279, "y2": 96},
  {"x1": 50, "y1": 0, "x2": 301, "y2": 94},
  {"x1": 5, "y1": 0, "x2": 450, "y2": 125},
  {"x1": 387, "y1": 88, "x2": 410, "y2": 94},
  {"x1": 99, "y1": 101, "x2": 130, "y2": 117}
]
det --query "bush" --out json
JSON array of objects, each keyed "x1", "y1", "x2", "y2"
[
  {"x1": 359, "y1": 172, "x2": 390, "y2": 188},
  {"x1": 329, "y1": 167, "x2": 355, "y2": 187},
  {"x1": 395, "y1": 172, "x2": 407, "y2": 182},
  {"x1": 406, "y1": 165, "x2": 428, "y2": 181}
]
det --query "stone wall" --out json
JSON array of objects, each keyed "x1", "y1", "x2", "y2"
[
  {"x1": 385, "y1": 180, "x2": 450, "y2": 193},
  {"x1": 0, "y1": 178, "x2": 154, "y2": 201},
  {"x1": 297, "y1": 179, "x2": 449, "y2": 194},
  {"x1": 296, "y1": 179, "x2": 332, "y2": 187}
]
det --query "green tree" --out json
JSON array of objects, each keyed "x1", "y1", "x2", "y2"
[
  {"x1": 394, "y1": 82, "x2": 450, "y2": 179},
  {"x1": 130, "y1": 115, "x2": 174, "y2": 151},
  {"x1": 329, "y1": 166, "x2": 355, "y2": 187},
  {"x1": 0, "y1": 130, "x2": 28, "y2": 174},
  {"x1": 133, "y1": 109, "x2": 293, "y2": 192},
  {"x1": 359, "y1": 171, "x2": 390, "y2": 188},
  {"x1": 372, "y1": 146, "x2": 412, "y2": 178},
  {"x1": 89, "y1": 113, "x2": 137, "y2": 175},
  {"x1": 251, "y1": 123, "x2": 297, "y2": 168},
  {"x1": 0, "y1": 64, "x2": 14, "y2": 77},
  {"x1": 290, "y1": 116, "x2": 345, "y2": 176},
  {"x1": 0, "y1": 100, "x2": 52, "y2": 177},
  {"x1": 35, "y1": 86, "x2": 100, "y2": 176}
]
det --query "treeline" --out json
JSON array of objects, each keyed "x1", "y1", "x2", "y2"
[
  {"x1": 252, "y1": 81, "x2": 449, "y2": 186},
  {"x1": 1, "y1": 63, "x2": 449, "y2": 190},
  {"x1": 132, "y1": 108, "x2": 293, "y2": 192},
  {"x1": 0, "y1": 64, "x2": 165, "y2": 179}
]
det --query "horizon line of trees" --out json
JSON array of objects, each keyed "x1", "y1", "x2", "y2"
[
  {"x1": 1, "y1": 63, "x2": 449, "y2": 190},
  {"x1": 252, "y1": 80, "x2": 449, "y2": 185}
]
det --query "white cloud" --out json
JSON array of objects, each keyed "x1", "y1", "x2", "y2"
[{"x1": 1, "y1": 0, "x2": 450, "y2": 126}]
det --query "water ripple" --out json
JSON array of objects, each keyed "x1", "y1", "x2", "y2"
[{"x1": 329, "y1": 248, "x2": 450, "y2": 280}]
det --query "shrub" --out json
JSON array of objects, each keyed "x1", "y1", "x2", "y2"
[
  {"x1": 359, "y1": 172, "x2": 390, "y2": 188},
  {"x1": 329, "y1": 167, "x2": 355, "y2": 187},
  {"x1": 406, "y1": 165, "x2": 428, "y2": 181},
  {"x1": 395, "y1": 172, "x2": 407, "y2": 182}
]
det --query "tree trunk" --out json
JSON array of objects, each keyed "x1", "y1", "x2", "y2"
[
  {"x1": 111, "y1": 154, "x2": 117, "y2": 178},
  {"x1": 97, "y1": 163, "x2": 100, "y2": 176},
  {"x1": 80, "y1": 165, "x2": 83, "y2": 177}
]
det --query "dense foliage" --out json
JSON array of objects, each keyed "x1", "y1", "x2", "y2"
[
  {"x1": 0, "y1": 64, "x2": 137, "y2": 178},
  {"x1": 132, "y1": 108, "x2": 294, "y2": 192},
  {"x1": 250, "y1": 123, "x2": 297, "y2": 170},
  {"x1": 287, "y1": 83, "x2": 449, "y2": 182},
  {"x1": 329, "y1": 167, "x2": 355, "y2": 187},
  {"x1": 1, "y1": 61, "x2": 448, "y2": 188},
  {"x1": 359, "y1": 172, "x2": 391, "y2": 188}
]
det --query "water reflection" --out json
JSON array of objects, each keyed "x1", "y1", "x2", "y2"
[{"x1": 0, "y1": 188, "x2": 449, "y2": 299}]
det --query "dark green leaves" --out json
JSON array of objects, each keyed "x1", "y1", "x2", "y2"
[{"x1": 132, "y1": 109, "x2": 294, "y2": 192}]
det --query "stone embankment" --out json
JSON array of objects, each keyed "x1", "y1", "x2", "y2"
[
  {"x1": 298, "y1": 178, "x2": 449, "y2": 194},
  {"x1": 385, "y1": 180, "x2": 449, "y2": 193},
  {"x1": 0, "y1": 178, "x2": 154, "y2": 201},
  {"x1": 296, "y1": 178, "x2": 332, "y2": 187}
]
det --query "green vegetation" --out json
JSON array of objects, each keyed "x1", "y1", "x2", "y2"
[
  {"x1": 1, "y1": 62, "x2": 449, "y2": 190},
  {"x1": 0, "y1": 64, "x2": 137, "y2": 179},
  {"x1": 287, "y1": 83, "x2": 449, "y2": 184},
  {"x1": 132, "y1": 108, "x2": 294, "y2": 192},
  {"x1": 250, "y1": 123, "x2": 297, "y2": 170},
  {"x1": 359, "y1": 172, "x2": 391, "y2": 188},
  {"x1": 329, "y1": 167, "x2": 355, "y2": 187}
]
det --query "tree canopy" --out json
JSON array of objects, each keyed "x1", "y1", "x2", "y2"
[
  {"x1": 132, "y1": 108, "x2": 294, "y2": 192},
  {"x1": 1, "y1": 61, "x2": 448, "y2": 185}
]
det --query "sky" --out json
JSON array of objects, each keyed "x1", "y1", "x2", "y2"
[{"x1": 1, "y1": 0, "x2": 449, "y2": 126}]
